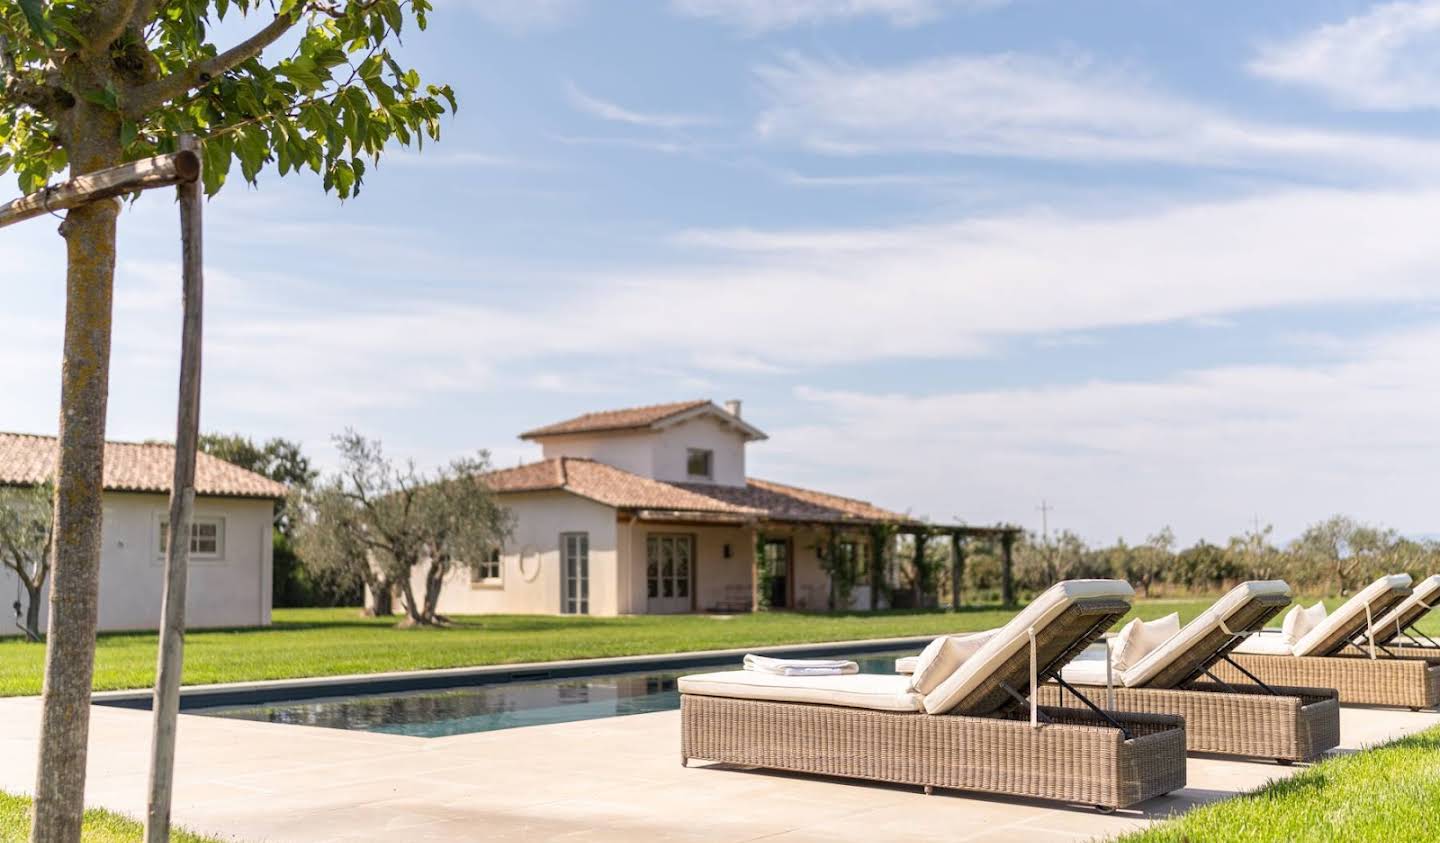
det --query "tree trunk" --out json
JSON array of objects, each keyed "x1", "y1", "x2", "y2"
[
  {"x1": 397, "y1": 576, "x2": 422, "y2": 625},
  {"x1": 365, "y1": 578, "x2": 393, "y2": 616},
  {"x1": 23, "y1": 581, "x2": 42, "y2": 641},
  {"x1": 32, "y1": 103, "x2": 122, "y2": 843},
  {"x1": 420, "y1": 562, "x2": 440, "y2": 623}
]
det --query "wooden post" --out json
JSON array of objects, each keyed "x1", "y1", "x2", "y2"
[
  {"x1": 868, "y1": 525, "x2": 884, "y2": 611},
  {"x1": 144, "y1": 134, "x2": 204, "y2": 843},
  {"x1": 0, "y1": 151, "x2": 200, "y2": 230},
  {"x1": 750, "y1": 527, "x2": 761, "y2": 613},
  {"x1": 950, "y1": 533, "x2": 964, "y2": 611},
  {"x1": 1000, "y1": 531, "x2": 1016, "y2": 607}
]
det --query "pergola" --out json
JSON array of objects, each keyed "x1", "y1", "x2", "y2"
[{"x1": 747, "y1": 517, "x2": 1025, "y2": 611}]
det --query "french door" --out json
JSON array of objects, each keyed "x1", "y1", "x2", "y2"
[
  {"x1": 562, "y1": 532, "x2": 589, "y2": 615},
  {"x1": 646, "y1": 534, "x2": 694, "y2": 614}
]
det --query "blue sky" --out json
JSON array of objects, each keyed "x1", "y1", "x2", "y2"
[{"x1": 7, "y1": 0, "x2": 1440, "y2": 544}]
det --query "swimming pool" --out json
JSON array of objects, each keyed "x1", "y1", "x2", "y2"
[{"x1": 189, "y1": 648, "x2": 914, "y2": 738}]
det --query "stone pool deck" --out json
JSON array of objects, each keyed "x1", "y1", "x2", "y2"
[{"x1": 0, "y1": 694, "x2": 1435, "y2": 842}]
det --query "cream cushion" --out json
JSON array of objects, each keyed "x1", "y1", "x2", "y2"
[
  {"x1": 677, "y1": 670, "x2": 923, "y2": 712},
  {"x1": 923, "y1": 579, "x2": 1135, "y2": 715},
  {"x1": 1110, "y1": 613, "x2": 1180, "y2": 673},
  {"x1": 1058, "y1": 644, "x2": 1112, "y2": 686},
  {"x1": 1292, "y1": 574, "x2": 1412, "y2": 657},
  {"x1": 1233, "y1": 630, "x2": 1295, "y2": 655},
  {"x1": 1120, "y1": 580, "x2": 1291, "y2": 688},
  {"x1": 1373, "y1": 574, "x2": 1440, "y2": 643},
  {"x1": 1280, "y1": 603, "x2": 1326, "y2": 645},
  {"x1": 895, "y1": 656, "x2": 918, "y2": 674},
  {"x1": 907, "y1": 630, "x2": 998, "y2": 694}
]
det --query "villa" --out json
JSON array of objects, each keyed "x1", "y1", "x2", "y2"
[
  {"x1": 0, "y1": 433, "x2": 286, "y2": 632},
  {"x1": 400, "y1": 400, "x2": 1017, "y2": 617}
]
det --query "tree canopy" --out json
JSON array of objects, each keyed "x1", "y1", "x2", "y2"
[{"x1": 1, "y1": 0, "x2": 455, "y2": 198}]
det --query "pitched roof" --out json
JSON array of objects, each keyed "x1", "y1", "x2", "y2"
[
  {"x1": 0, "y1": 433, "x2": 289, "y2": 500},
  {"x1": 519, "y1": 400, "x2": 710, "y2": 439},
  {"x1": 484, "y1": 457, "x2": 761, "y2": 516},
  {"x1": 519, "y1": 399, "x2": 767, "y2": 441},
  {"x1": 679, "y1": 478, "x2": 916, "y2": 525},
  {"x1": 483, "y1": 457, "x2": 915, "y2": 525}
]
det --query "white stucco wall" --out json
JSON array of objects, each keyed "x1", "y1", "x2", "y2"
[
  {"x1": 1, "y1": 491, "x2": 274, "y2": 634},
  {"x1": 418, "y1": 490, "x2": 621, "y2": 616},
  {"x1": 650, "y1": 416, "x2": 747, "y2": 487},
  {"x1": 617, "y1": 521, "x2": 756, "y2": 614},
  {"x1": 535, "y1": 413, "x2": 749, "y2": 487}
]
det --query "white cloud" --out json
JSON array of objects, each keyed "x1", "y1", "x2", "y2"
[
  {"x1": 1251, "y1": 0, "x2": 1440, "y2": 110},
  {"x1": 772, "y1": 324, "x2": 1440, "y2": 543},
  {"x1": 671, "y1": 0, "x2": 1002, "y2": 32},
  {"x1": 755, "y1": 52, "x2": 1440, "y2": 177},
  {"x1": 565, "y1": 82, "x2": 715, "y2": 130}
]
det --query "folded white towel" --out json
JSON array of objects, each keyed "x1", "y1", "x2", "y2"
[{"x1": 742, "y1": 654, "x2": 860, "y2": 676}]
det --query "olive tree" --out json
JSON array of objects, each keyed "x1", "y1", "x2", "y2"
[
  {"x1": 2, "y1": 0, "x2": 453, "y2": 836},
  {"x1": 0, "y1": 482, "x2": 53, "y2": 641},
  {"x1": 296, "y1": 432, "x2": 512, "y2": 626}
]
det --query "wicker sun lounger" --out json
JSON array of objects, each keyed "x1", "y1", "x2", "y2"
[
  {"x1": 1341, "y1": 574, "x2": 1440, "y2": 661},
  {"x1": 680, "y1": 580, "x2": 1186, "y2": 812},
  {"x1": 1221, "y1": 575, "x2": 1440, "y2": 710},
  {"x1": 1030, "y1": 581, "x2": 1339, "y2": 763}
]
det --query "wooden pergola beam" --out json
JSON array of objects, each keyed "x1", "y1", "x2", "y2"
[{"x1": 0, "y1": 150, "x2": 200, "y2": 230}]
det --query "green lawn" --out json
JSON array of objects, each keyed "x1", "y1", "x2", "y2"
[
  {"x1": 1118, "y1": 724, "x2": 1440, "y2": 842},
  {"x1": 0, "y1": 792, "x2": 223, "y2": 843},
  {"x1": 0, "y1": 600, "x2": 1214, "y2": 698},
  {"x1": 0, "y1": 595, "x2": 1428, "y2": 698}
]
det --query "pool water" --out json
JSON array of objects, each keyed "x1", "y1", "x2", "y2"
[{"x1": 191, "y1": 649, "x2": 914, "y2": 738}]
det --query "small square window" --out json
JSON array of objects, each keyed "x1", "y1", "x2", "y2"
[
  {"x1": 686, "y1": 448, "x2": 713, "y2": 479},
  {"x1": 471, "y1": 547, "x2": 502, "y2": 584},
  {"x1": 159, "y1": 517, "x2": 224, "y2": 559}
]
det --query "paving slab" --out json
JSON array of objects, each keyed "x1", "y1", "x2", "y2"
[{"x1": 0, "y1": 695, "x2": 1434, "y2": 842}]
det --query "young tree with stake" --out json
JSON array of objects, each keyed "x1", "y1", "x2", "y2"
[{"x1": 1, "y1": 0, "x2": 454, "y2": 838}]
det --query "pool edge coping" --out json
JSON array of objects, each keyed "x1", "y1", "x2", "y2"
[{"x1": 89, "y1": 634, "x2": 935, "y2": 710}]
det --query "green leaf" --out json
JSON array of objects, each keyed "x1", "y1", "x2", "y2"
[
  {"x1": 19, "y1": 0, "x2": 57, "y2": 48},
  {"x1": 120, "y1": 120, "x2": 138, "y2": 148},
  {"x1": 80, "y1": 82, "x2": 120, "y2": 112},
  {"x1": 381, "y1": 1, "x2": 403, "y2": 36}
]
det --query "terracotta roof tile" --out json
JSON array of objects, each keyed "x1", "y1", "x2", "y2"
[
  {"x1": 0, "y1": 433, "x2": 289, "y2": 499},
  {"x1": 485, "y1": 458, "x2": 761, "y2": 516},
  {"x1": 680, "y1": 478, "x2": 917, "y2": 525},
  {"x1": 519, "y1": 400, "x2": 711, "y2": 439},
  {"x1": 484, "y1": 458, "x2": 913, "y2": 525}
]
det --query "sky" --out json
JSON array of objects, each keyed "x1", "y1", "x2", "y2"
[{"x1": 6, "y1": 0, "x2": 1440, "y2": 546}]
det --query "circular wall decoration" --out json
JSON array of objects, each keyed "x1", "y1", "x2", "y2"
[{"x1": 519, "y1": 546, "x2": 541, "y2": 582}]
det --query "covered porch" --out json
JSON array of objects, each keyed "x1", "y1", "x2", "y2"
[{"x1": 614, "y1": 504, "x2": 1022, "y2": 615}]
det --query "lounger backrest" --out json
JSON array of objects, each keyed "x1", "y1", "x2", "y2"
[
  {"x1": 1372, "y1": 575, "x2": 1440, "y2": 645},
  {"x1": 923, "y1": 579, "x2": 1134, "y2": 716},
  {"x1": 1122, "y1": 580, "x2": 1291, "y2": 689},
  {"x1": 1292, "y1": 574, "x2": 1413, "y2": 657}
]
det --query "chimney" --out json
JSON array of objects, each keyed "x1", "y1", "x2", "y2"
[{"x1": 724, "y1": 399, "x2": 742, "y2": 418}]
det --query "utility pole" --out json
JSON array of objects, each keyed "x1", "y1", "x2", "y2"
[{"x1": 1037, "y1": 499, "x2": 1053, "y2": 544}]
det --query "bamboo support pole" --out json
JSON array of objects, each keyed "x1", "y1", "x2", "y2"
[
  {"x1": 143, "y1": 134, "x2": 204, "y2": 843},
  {"x1": 0, "y1": 150, "x2": 199, "y2": 230}
]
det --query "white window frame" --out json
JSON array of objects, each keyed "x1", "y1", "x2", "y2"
[
  {"x1": 157, "y1": 514, "x2": 226, "y2": 563},
  {"x1": 686, "y1": 448, "x2": 714, "y2": 479},
  {"x1": 470, "y1": 546, "x2": 503, "y2": 587},
  {"x1": 561, "y1": 532, "x2": 589, "y2": 615}
]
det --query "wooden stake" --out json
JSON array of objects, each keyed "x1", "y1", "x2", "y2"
[
  {"x1": 144, "y1": 134, "x2": 204, "y2": 843},
  {"x1": 0, "y1": 150, "x2": 199, "y2": 230}
]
